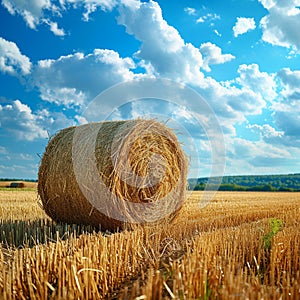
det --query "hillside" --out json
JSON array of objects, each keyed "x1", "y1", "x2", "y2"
[{"x1": 189, "y1": 173, "x2": 300, "y2": 192}]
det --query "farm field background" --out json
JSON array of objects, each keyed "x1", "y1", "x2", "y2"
[
  {"x1": 0, "y1": 189, "x2": 299, "y2": 299},
  {"x1": 0, "y1": 182, "x2": 37, "y2": 189}
]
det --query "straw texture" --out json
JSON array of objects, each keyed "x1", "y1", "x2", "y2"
[{"x1": 38, "y1": 119, "x2": 187, "y2": 231}]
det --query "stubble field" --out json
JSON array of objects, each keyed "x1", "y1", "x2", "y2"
[{"x1": 0, "y1": 189, "x2": 299, "y2": 299}]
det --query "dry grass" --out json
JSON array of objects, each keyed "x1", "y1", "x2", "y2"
[
  {"x1": 0, "y1": 190, "x2": 44, "y2": 221},
  {"x1": 0, "y1": 190, "x2": 299, "y2": 299}
]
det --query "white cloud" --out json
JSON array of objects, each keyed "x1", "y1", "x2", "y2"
[
  {"x1": 0, "y1": 37, "x2": 31, "y2": 76},
  {"x1": 116, "y1": 1, "x2": 267, "y2": 136},
  {"x1": 233, "y1": 17, "x2": 256, "y2": 37},
  {"x1": 196, "y1": 17, "x2": 205, "y2": 23},
  {"x1": 1, "y1": 0, "x2": 118, "y2": 34},
  {"x1": 2, "y1": 0, "x2": 268, "y2": 140},
  {"x1": 2, "y1": 0, "x2": 299, "y2": 176},
  {"x1": 34, "y1": 49, "x2": 136, "y2": 107},
  {"x1": 184, "y1": 7, "x2": 196, "y2": 16},
  {"x1": 229, "y1": 67, "x2": 300, "y2": 149},
  {"x1": 236, "y1": 64, "x2": 277, "y2": 101},
  {"x1": 247, "y1": 121, "x2": 300, "y2": 156},
  {"x1": 275, "y1": 68, "x2": 300, "y2": 117},
  {"x1": 39, "y1": 87, "x2": 86, "y2": 107},
  {"x1": 277, "y1": 67, "x2": 300, "y2": 100},
  {"x1": 0, "y1": 99, "x2": 78, "y2": 140},
  {"x1": 269, "y1": 68, "x2": 300, "y2": 144},
  {"x1": 229, "y1": 137, "x2": 290, "y2": 160},
  {"x1": 200, "y1": 42, "x2": 235, "y2": 72},
  {"x1": 226, "y1": 136, "x2": 295, "y2": 173},
  {"x1": 1, "y1": 0, "x2": 56, "y2": 29},
  {"x1": 45, "y1": 20, "x2": 66, "y2": 36},
  {"x1": 117, "y1": 1, "x2": 204, "y2": 83},
  {"x1": 258, "y1": 0, "x2": 276, "y2": 10},
  {"x1": 196, "y1": 13, "x2": 220, "y2": 24},
  {"x1": 214, "y1": 29, "x2": 221, "y2": 37},
  {"x1": 247, "y1": 123, "x2": 284, "y2": 138},
  {"x1": 198, "y1": 76, "x2": 266, "y2": 122},
  {"x1": 259, "y1": 0, "x2": 300, "y2": 51},
  {"x1": 75, "y1": 115, "x2": 88, "y2": 124},
  {"x1": 64, "y1": 0, "x2": 118, "y2": 21},
  {"x1": 0, "y1": 100, "x2": 47, "y2": 140},
  {"x1": 272, "y1": 111, "x2": 300, "y2": 141},
  {"x1": 119, "y1": 1, "x2": 184, "y2": 52}
]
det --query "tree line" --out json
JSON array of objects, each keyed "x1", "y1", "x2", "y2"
[
  {"x1": 189, "y1": 173, "x2": 300, "y2": 192},
  {"x1": 0, "y1": 178, "x2": 37, "y2": 182}
]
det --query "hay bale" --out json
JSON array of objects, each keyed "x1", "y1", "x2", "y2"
[
  {"x1": 9, "y1": 182, "x2": 24, "y2": 188},
  {"x1": 38, "y1": 119, "x2": 187, "y2": 231}
]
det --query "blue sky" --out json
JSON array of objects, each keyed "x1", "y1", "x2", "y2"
[{"x1": 0, "y1": 0, "x2": 300, "y2": 179}]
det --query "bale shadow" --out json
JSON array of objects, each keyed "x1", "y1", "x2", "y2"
[{"x1": 0, "y1": 218, "x2": 111, "y2": 249}]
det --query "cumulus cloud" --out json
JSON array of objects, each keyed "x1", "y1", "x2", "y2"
[
  {"x1": 226, "y1": 137, "x2": 294, "y2": 173},
  {"x1": 247, "y1": 123, "x2": 284, "y2": 139},
  {"x1": 116, "y1": 1, "x2": 268, "y2": 135},
  {"x1": 0, "y1": 99, "x2": 77, "y2": 140},
  {"x1": 1, "y1": 0, "x2": 55, "y2": 29},
  {"x1": 259, "y1": 0, "x2": 300, "y2": 51},
  {"x1": 239, "y1": 68, "x2": 300, "y2": 148},
  {"x1": 275, "y1": 68, "x2": 300, "y2": 112},
  {"x1": 0, "y1": 37, "x2": 31, "y2": 76},
  {"x1": 200, "y1": 42, "x2": 235, "y2": 72},
  {"x1": 277, "y1": 67, "x2": 300, "y2": 100},
  {"x1": 236, "y1": 64, "x2": 277, "y2": 101},
  {"x1": 23, "y1": 1, "x2": 270, "y2": 136},
  {"x1": 38, "y1": 87, "x2": 86, "y2": 107},
  {"x1": 233, "y1": 17, "x2": 256, "y2": 37},
  {"x1": 2, "y1": 0, "x2": 299, "y2": 176},
  {"x1": 1, "y1": 0, "x2": 67, "y2": 35},
  {"x1": 118, "y1": 0, "x2": 262, "y2": 132},
  {"x1": 198, "y1": 76, "x2": 266, "y2": 124},
  {"x1": 118, "y1": 1, "x2": 184, "y2": 52},
  {"x1": 273, "y1": 111, "x2": 300, "y2": 139},
  {"x1": 1, "y1": 0, "x2": 118, "y2": 34},
  {"x1": 118, "y1": 1, "x2": 204, "y2": 83},
  {"x1": 0, "y1": 100, "x2": 47, "y2": 140},
  {"x1": 265, "y1": 68, "x2": 300, "y2": 145},
  {"x1": 63, "y1": 0, "x2": 118, "y2": 21},
  {"x1": 229, "y1": 137, "x2": 290, "y2": 160},
  {"x1": 34, "y1": 49, "x2": 136, "y2": 107},
  {"x1": 14, "y1": 0, "x2": 267, "y2": 133}
]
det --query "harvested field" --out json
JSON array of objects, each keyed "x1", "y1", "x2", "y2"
[
  {"x1": 0, "y1": 190, "x2": 299, "y2": 299},
  {"x1": 0, "y1": 181, "x2": 37, "y2": 189}
]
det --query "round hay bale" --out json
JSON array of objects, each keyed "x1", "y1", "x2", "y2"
[{"x1": 38, "y1": 119, "x2": 187, "y2": 231}]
